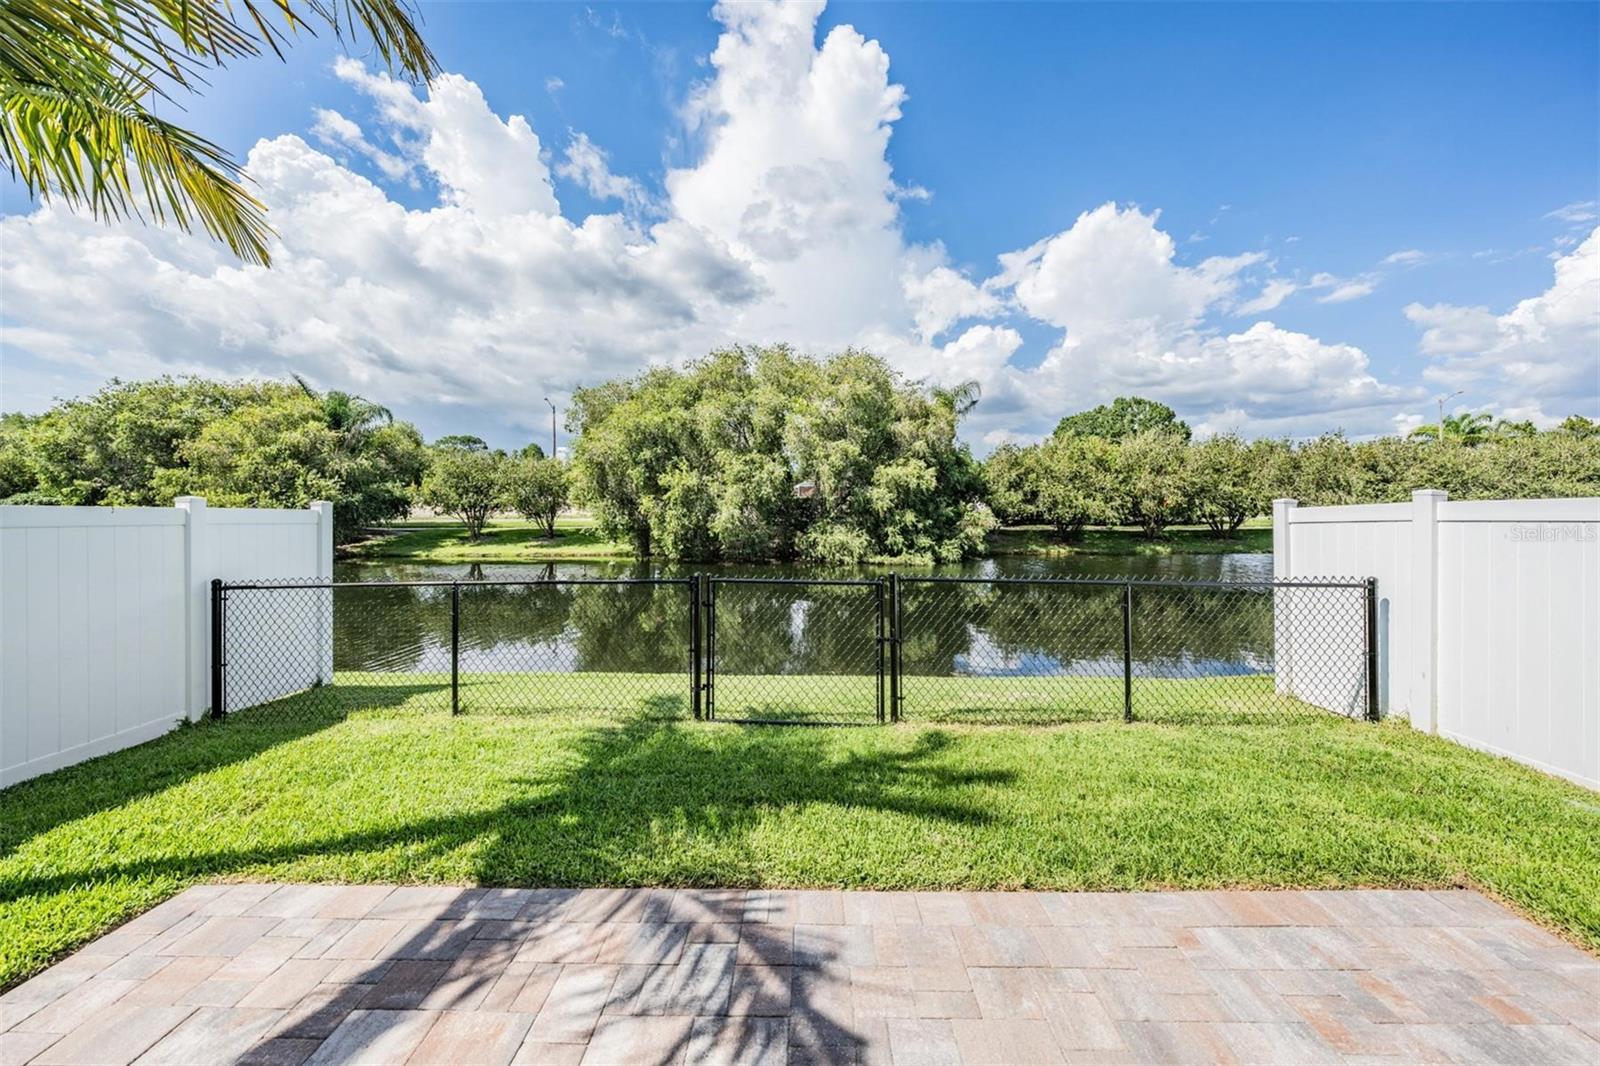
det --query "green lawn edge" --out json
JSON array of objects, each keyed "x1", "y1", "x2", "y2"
[{"x1": 343, "y1": 517, "x2": 1273, "y2": 565}]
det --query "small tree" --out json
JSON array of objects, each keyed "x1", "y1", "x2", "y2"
[
  {"x1": 421, "y1": 447, "x2": 504, "y2": 539},
  {"x1": 1292, "y1": 433, "x2": 1360, "y2": 505},
  {"x1": 1034, "y1": 435, "x2": 1117, "y2": 538},
  {"x1": 1188, "y1": 433, "x2": 1262, "y2": 536},
  {"x1": 982, "y1": 443, "x2": 1042, "y2": 525},
  {"x1": 1112, "y1": 430, "x2": 1191, "y2": 539},
  {"x1": 502, "y1": 455, "x2": 568, "y2": 537}
]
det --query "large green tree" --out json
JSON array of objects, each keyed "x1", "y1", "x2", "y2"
[
  {"x1": 2, "y1": 0, "x2": 437, "y2": 266},
  {"x1": 568, "y1": 346, "x2": 994, "y2": 564}
]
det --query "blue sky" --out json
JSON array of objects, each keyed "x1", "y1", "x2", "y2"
[{"x1": 2, "y1": 1, "x2": 1596, "y2": 451}]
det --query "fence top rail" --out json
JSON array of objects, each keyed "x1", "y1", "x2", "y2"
[
  {"x1": 219, "y1": 577, "x2": 692, "y2": 591},
  {"x1": 895, "y1": 575, "x2": 1372, "y2": 590},
  {"x1": 219, "y1": 574, "x2": 1371, "y2": 592}
]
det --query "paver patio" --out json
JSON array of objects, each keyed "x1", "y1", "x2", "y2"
[{"x1": 2, "y1": 885, "x2": 1597, "y2": 1065}]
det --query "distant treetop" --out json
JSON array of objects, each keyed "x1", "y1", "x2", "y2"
[
  {"x1": 433, "y1": 435, "x2": 489, "y2": 452},
  {"x1": 1053, "y1": 396, "x2": 1192, "y2": 442}
]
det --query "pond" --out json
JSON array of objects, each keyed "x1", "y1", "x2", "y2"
[{"x1": 326, "y1": 552, "x2": 1280, "y2": 686}]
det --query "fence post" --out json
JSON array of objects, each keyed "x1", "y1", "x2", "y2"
[
  {"x1": 209, "y1": 578, "x2": 225, "y2": 719},
  {"x1": 705, "y1": 578, "x2": 716, "y2": 720},
  {"x1": 1410, "y1": 489, "x2": 1446, "y2": 734},
  {"x1": 1122, "y1": 582, "x2": 1134, "y2": 722},
  {"x1": 876, "y1": 579, "x2": 886, "y2": 724},
  {"x1": 175, "y1": 495, "x2": 210, "y2": 722},
  {"x1": 1364, "y1": 577, "x2": 1380, "y2": 722},
  {"x1": 888, "y1": 573, "x2": 902, "y2": 723},
  {"x1": 450, "y1": 581, "x2": 461, "y2": 716},
  {"x1": 690, "y1": 574, "x2": 703, "y2": 721},
  {"x1": 311, "y1": 501, "x2": 333, "y2": 686},
  {"x1": 1271, "y1": 498, "x2": 1298, "y2": 697}
]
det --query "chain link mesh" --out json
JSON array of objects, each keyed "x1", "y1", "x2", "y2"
[
  {"x1": 217, "y1": 575, "x2": 1373, "y2": 727},
  {"x1": 897, "y1": 579, "x2": 1125, "y2": 724},
  {"x1": 707, "y1": 579, "x2": 883, "y2": 725},
  {"x1": 895, "y1": 577, "x2": 1372, "y2": 724},
  {"x1": 219, "y1": 579, "x2": 693, "y2": 721}
]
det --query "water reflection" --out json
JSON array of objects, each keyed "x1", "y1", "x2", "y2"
[{"x1": 331, "y1": 554, "x2": 1278, "y2": 680}]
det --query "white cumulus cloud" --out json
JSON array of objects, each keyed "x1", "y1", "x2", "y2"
[
  {"x1": 1406, "y1": 228, "x2": 1600, "y2": 415},
  {"x1": 1, "y1": 0, "x2": 1583, "y2": 447}
]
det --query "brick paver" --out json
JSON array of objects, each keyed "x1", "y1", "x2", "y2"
[{"x1": 3, "y1": 886, "x2": 1597, "y2": 1064}]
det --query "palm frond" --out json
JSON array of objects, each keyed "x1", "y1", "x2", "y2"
[
  {"x1": 0, "y1": 72, "x2": 273, "y2": 264},
  {"x1": 0, "y1": 0, "x2": 437, "y2": 266}
]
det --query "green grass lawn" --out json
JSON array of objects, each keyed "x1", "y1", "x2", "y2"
[
  {"x1": 988, "y1": 521, "x2": 1272, "y2": 557},
  {"x1": 350, "y1": 516, "x2": 632, "y2": 563},
  {"x1": 3, "y1": 702, "x2": 1597, "y2": 989}
]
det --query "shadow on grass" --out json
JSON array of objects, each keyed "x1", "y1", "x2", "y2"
[
  {"x1": 3, "y1": 712, "x2": 1012, "y2": 1056},
  {"x1": 0, "y1": 683, "x2": 449, "y2": 859},
  {"x1": 0, "y1": 715, "x2": 1008, "y2": 902}
]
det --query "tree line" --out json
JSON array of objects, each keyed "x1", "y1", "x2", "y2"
[
  {"x1": 3, "y1": 369, "x2": 1596, "y2": 554},
  {"x1": 0, "y1": 377, "x2": 565, "y2": 544},
  {"x1": 984, "y1": 397, "x2": 1600, "y2": 540}
]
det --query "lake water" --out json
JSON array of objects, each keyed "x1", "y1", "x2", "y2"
[{"x1": 326, "y1": 553, "x2": 1279, "y2": 689}]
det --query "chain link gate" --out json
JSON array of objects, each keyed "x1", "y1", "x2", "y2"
[{"x1": 699, "y1": 577, "x2": 886, "y2": 725}]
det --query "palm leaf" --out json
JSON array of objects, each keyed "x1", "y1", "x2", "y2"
[
  {"x1": 0, "y1": 0, "x2": 438, "y2": 266},
  {"x1": 1, "y1": 71, "x2": 273, "y2": 264}
]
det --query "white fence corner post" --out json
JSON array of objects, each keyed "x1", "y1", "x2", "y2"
[
  {"x1": 315, "y1": 499, "x2": 337, "y2": 681},
  {"x1": 1271, "y1": 498, "x2": 1298, "y2": 696},
  {"x1": 174, "y1": 496, "x2": 208, "y2": 722},
  {"x1": 1410, "y1": 489, "x2": 1446, "y2": 734},
  {"x1": 312, "y1": 501, "x2": 334, "y2": 685},
  {"x1": 1271, "y1": 498, "x2": 1297, "y2": 580}
]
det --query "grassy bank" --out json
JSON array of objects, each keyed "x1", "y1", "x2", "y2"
[
  {"x1": 347, "y1": 516, "x2": 1273, "y2": 564},
  {"x1": 3, "y1": 706, "x2": 1597, "y2": 987},
  {"x1": 988, "y1": 521, "x2": 1272, "y2": 557},
  {"x1": 349, "y1": 515, "x2": 632, "y2": 563}
]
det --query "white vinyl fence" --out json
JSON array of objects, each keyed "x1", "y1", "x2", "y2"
[
  {"x1": 0, "y1": 498, "x2": 331, "y2": 787},
  {"x1": 1275, "y1": 491, "x2": 1600, "y2": 789}
]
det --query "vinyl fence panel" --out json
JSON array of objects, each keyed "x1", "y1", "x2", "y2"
[
  {"x1": 0, "y1": 499, "x2": 331, "y2": 786},
  {"x1": 1277, "y1": 491, "x2": 1599, "y2": 789}
]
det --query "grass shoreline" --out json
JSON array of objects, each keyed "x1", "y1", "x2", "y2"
[
  {"x1": 346, "y1": 516, "x2": 1275, "y2": 565},
  {"x1": 3, "y1": 709, "x2": 1596, "y2": 989},
  {"x1": 242, "y1": 670, "x2": 1341, "y2": 726}
]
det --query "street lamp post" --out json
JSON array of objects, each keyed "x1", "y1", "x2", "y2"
[
  {"x1": 543, "y1": 397, "x2": 557, "y2": 459},
  {"x1": 1435, "y1": 389, "x2": 1464, "y2": 444}
]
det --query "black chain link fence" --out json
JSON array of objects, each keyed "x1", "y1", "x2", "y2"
[
  {"x1": 894, "y1": 577, "x2": 1375, "y2": 725},
  {"x1": 216, "y1": 578, "x2": 695, "y2": 720},
  {"x1": 213, "y1": 574, "x2": 1376, "y2": 726},
  {"x1": 704, "y1": 578, "x2": 884, "y2": 725}
]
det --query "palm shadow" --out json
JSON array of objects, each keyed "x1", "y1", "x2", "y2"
[
  {"x1": 6, "y1": 713, "x2": 1014, "y2": 1060},
  {"x1": 0, "y1": 682, "x2": 444, "y2": 859}
]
